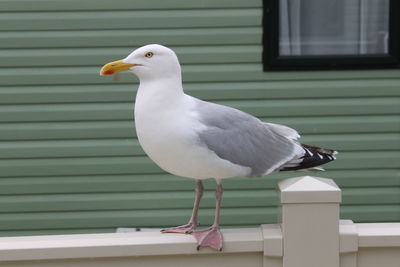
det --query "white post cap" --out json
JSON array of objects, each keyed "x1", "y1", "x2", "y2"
[{"x1": 278, "y1": 176, "x2": 341, "y2": 204}]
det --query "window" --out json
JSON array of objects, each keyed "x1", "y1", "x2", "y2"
[{"x1": 263, "y1": 0, "x2": 400, "y2": 70}]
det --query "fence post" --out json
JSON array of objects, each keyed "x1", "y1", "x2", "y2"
[{"x1": 278, "y1": 176, "x2": 341, "y2": 267}]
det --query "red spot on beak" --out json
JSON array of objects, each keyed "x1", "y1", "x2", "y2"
[{"x1": 104, "y1": 70, "x2": 115, "y2": 75}]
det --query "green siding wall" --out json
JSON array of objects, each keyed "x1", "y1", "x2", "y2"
[{"x1": 0, "y1": 0, "x2": 399, "y2": 237}]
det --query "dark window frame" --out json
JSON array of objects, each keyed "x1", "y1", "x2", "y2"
[{"x1": 262, "y1": 0, "x2": 400, "y2": 71}]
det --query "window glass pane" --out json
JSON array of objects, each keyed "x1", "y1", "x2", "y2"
[{"x1": 279, "y1": 0, "x2": 390, "y2": 56}]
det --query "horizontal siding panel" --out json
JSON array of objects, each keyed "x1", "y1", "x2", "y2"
[
  {"x1": 341, "y1": 205, "x2": 400, "y2": 222},
  {"x1": 0, "y1": 46, "x2": 261, "y2": 68},
  {"x1": 0, "y1": 103, "x2": 134, "y2": 123},
  {"x1": 0, "y1": 9, "x2": 261, "y2": 31},
  {"x1": 0, "y1": 85, "x2": 135, "y2": 104},
  {"x1": 0, "y1": 204, "x2": 398, "y2": 232},
  {"x1": 0, "y1": 156, "x2": 161, "y2": 177},
  {"x1": 1, "y1": 65, "x2": 399, "y2": 86},
  {"x1": 0, "y1": 115, "x2": 398, "y2": 141},
  {"x1": 0, "y1": 174, "x2": 194, "y2": 196},
  {"x1": 2, "y1": 80, "x2": 400, "y2": 105},
  {"x1": 342, "y1": 188, "x2": 400, "y2": 205},
  {"x1": 0, "y1": 187, "x2": 398, "y2": 213},
  {"x1": 0, "y1": 28, "x2": 261, "y2": 49},
  {"x1": 0, "y1": 152, "x2": 398, "y2": 178},
  {"x1": 0, "y1": 207, "x2": 278, "y2": 230},
  {"x1": 192, "y1": 79, "x2": 400, "y2": 100},
  {"x1": 271, "y1": 115, "x2": 400, "y2": 134},
  {"x1": 0, "y1": 190, "x2": 278, "y2": 213},
  {"x1": 0, "y1": 169, "x2": 398, "y2": 195},
  {"x1": 0, "y1": 98, "x2": 398, "y2": 123},
  {"x1": 221, "y1": 97, "x2": 400, "y2": 117},
  {"x1": 300, "y1": 133, "x2": 400, "y2": 151},
  {"x1": 326, "y1": 151, "x2": 400, "y2": 170},
  {"x1": 152, "y1": 67, "x2": 400, "y2": 83},
  {"x1": 0, "y1": 121, "x2": 133, "y2": 141},
  {"x1": 0, "y1": 139, "x2": 144, "y2": 159},
  {"x1": 1, "y1": 133, "x2": 398, "y2": 159},
  {"x1": 0, "y1": 0, "x2": 262, "y2": 12}
]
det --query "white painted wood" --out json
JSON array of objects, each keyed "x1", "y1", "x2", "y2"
[
  {"x1": 262, "y1": 224, "x2": 283, "y2": 267},
  {"x1": 0, "y1": 176, "x2": 399, "y2": 267},
  {"x1": 339, "y1": 220, "x2": 358, "y2": 253},
  {"x1": 339, "y1": 220, "x2": 358, "y2": 267},
  {"x1": 0, "y1": 228, "x2": 263, "y2": 261},
  {"x1": 0, "y1": 252, "x2": 264, "y2": 267},
  {"x1": 0, "y1": 223, "x2": 399, "y2": 267},
  {"x1": 357, "y1": 248, "x2": 400, "y2": 267},
  {"x1": 278, "y1": 176, "x2": 341, "y2": 267},
  {"x1": 278, "y1": 176, "x2": 341, "y2": 203},
  {"x1": 357, "y1": 223, "x2": 400, "y2": 247},
  {"x1": 261, "y1": 224, "x2": 283, "y2": 256}
]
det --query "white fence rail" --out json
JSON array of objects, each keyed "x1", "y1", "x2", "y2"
[{"x1": 0, "y1": 176, "x2": 399, "y2": 267}]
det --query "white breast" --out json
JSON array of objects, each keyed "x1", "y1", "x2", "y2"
[{"x1": 134, "y1": 87, "x2": 249, "y2": 179}]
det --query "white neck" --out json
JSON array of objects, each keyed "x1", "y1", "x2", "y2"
[
  {"x1": 138, "y1": 75, "x2": 184, "y2": 101},
  {"x1": 134, "y1": 77, "x2": 187, "y2": 123}
]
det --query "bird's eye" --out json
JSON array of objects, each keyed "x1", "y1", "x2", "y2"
[{"x1": 145, "y1": 52, "x2": 154, "y2": 58}]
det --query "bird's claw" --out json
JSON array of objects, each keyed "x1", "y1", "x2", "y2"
[
  {"x1": 161, "y1": 221, "x2": 198, "y2": 234},
  {"x1": 192, "y1": 226, "x2": 223, "y2": 251}
]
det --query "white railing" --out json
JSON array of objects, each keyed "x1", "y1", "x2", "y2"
[{"x1": 0, "y1": 176, "x2": 399, "y2": 267}]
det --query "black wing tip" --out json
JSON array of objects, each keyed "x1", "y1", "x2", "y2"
[
  {"x1": 301, "y1": 143, "x2": 338, "y2": 156},
  {"x1": 280, "y1": 143, "x2": 337, "y2": 172}
]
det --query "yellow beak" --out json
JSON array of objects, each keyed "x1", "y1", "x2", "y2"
[{"x1": 100, "y1": 59, "x2": 138, "y2": 75}]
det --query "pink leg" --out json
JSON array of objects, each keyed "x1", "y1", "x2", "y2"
[
  {"x1": 161, "y1": 180, "x2": 204, "y2": 234},
  {"x1": 192, "y1": 180, "x2": 224, "y2": 251}
]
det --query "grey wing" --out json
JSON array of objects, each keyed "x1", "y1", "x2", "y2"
[{"x1": 195, "y1": 100, "x2": 301, "y2": 177}]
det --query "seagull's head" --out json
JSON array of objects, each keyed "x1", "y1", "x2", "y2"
[{"x1": 100, "y1": 44, "x2": 181, "y2": 80}]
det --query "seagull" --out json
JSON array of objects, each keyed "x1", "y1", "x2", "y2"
[{"x1": 100, "y1": 44, "x2": 336, "y2": 251}]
